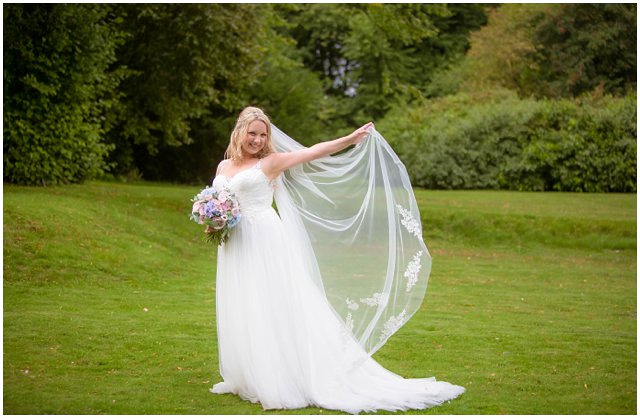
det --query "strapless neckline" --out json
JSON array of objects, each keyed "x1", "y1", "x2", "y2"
[
  {"x1": 217, "y1": 167, "x2": 274, "y2": 186},
  {"x1": 218, "y1": 159, "x2": 276, "y2": 184},
  {"x1": 220, "y1": 160, "x2": 260, "y2": 179}
]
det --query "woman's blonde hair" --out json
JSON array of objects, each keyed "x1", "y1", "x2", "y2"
[{"x1": 225, "y1": 106, "x2": 275, "y2": 161}]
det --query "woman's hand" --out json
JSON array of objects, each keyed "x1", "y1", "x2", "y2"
[{"x1": 349, "y1": 122, "x2": 374, "y2": 145}]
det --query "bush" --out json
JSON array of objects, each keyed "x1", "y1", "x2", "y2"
[
  {"x1": 378, "y1": 90, "x2": 636, "y2": 192},
  {"x1": 3, "y1": 4, "x2": 123, "y2": 185}
]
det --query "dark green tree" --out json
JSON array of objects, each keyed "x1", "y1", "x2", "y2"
[
  {"x1": 342, "y1": 4, "x2": 450, "y2": 118},
  {"x1": 107, "y1": 4, "x2": 266, "y2": 177},
  {"x1": 531, "y1": 3, "x2": 636, "y2": 97},
  {"x1": 248, "y1": 8, "x2": 342, "y2": 145},
  {"x1": 415, "y1": 4, "x2": 489, "y2": 72},
  {"x1": 133, "y1": 4, "x2": 348, "y2": 185},
  {"x1": 280, "y1": 4, "x2": 353, "y2": 96},
  {"x1": 3, "y1": 4, "x2": 125, "y2": 185},
  {"x1": 277, "y1": 4, "x2": 487, "y2": 121},
  {"x1": 419, "y1": 4, "x2": 491, "y2": 97},
  {"x1": 461, "y1": 3, "x2": 636, "y2": 98}
]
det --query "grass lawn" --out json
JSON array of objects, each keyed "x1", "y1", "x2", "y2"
[{"x1": 3, "y1": 181, "x2": 636, "y2": 414}]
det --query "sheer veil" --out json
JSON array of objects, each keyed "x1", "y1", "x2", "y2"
[{"x1": 271, "y1": 125, "x2": 432, "y2": 355}]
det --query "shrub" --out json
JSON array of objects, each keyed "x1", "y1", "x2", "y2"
[{"x1": 378, "y1": 90, "x2": 636, "y2": 192}]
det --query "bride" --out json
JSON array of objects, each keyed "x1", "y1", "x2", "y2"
[{"x1": 209, "y1": 106, "x2": 465, "y2": 414}]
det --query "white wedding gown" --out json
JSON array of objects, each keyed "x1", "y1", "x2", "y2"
[{"x1": 209, "y1": 160, "x2": 465, "y2": 414}]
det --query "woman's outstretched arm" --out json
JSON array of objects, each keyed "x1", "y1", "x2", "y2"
[{"x1": 263, "y1": 122, "x2": 373, "y2": 178}]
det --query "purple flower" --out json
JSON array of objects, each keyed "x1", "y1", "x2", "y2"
[{"x1": 204, "y1": 201, "x2": 218, "y2": 218}]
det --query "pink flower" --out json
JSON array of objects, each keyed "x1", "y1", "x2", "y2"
[{"x1": 218, "y1": 191, "x2": 228, "y2": 202}]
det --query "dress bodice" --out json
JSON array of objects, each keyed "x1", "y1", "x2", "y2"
[{"x1": 212, "y1": 161, "x2": 275, "y2": 217}]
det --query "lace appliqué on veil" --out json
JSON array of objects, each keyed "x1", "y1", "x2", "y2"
[
  {"x1": 339, "y1": 298, "x2": 374, "y2": 373},
  {"x1": 396, "y1": 204, "x2": 421, "y2": 238},
  {"x1": 345, "y1": 312, "x2": 354, "y2": 331},
  {"x1": 346, "y1": 297, "x2": 359, "y2": 311},
  {"x1": 344, "y1": 207, "x2": 424, "y2": 343},
  {"x1": 360, "y1": 292, "x2": 384, "y2": 307},
  {"x1": 379, "y1": 309, "x2": 408, "y2": 343},
  {"x1": 404, "y1": 251, "x2": 424, "y2": 292},
  {"x1": 344, "y1": 298, "x2": 359, "y2": 331}
]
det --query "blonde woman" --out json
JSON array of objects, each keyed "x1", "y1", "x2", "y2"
[{"x1": 209, "y1": 106, "x2": 464, "y2": 413}]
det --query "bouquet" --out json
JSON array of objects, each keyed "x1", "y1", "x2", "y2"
[{"x1": 190, "y1": 185, "x2": 241, "y2": 245}]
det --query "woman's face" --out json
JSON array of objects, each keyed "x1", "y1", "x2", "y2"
[{"x1": 241, "y1": 120, "x2": 268, "y2": 158}]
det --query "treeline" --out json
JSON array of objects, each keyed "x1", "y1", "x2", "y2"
[{"x1": 3, "y1": 4, "x2": 636, "y2": 191}]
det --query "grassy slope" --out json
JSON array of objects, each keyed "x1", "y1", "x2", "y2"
[{"x1": 3, "y1": 181, "x2": 636, "y2": 414}]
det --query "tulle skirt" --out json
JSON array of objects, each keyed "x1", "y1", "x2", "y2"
[{"x1": 211, "y1": 207, "x2": 465, "y2": 414}]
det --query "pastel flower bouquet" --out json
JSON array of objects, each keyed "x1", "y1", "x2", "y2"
[{"x1": 190, "y1": 185, "x2": 241, "y2": 245}]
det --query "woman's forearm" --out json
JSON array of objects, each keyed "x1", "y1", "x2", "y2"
[
  {"x1": 265, "y1": 123, "x2": 372, "y2": 176},
  {"x1": 308, "y1": 134, "x2": 354, "y2": 159}
]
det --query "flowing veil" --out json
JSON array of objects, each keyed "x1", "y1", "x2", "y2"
[{"x1": 271, "y1": 125, "x2": 432, "y2": 355}]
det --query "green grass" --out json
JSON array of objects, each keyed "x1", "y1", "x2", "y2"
[{"x1": 4, "y1": 181, "x2": 636, "y2": 414}]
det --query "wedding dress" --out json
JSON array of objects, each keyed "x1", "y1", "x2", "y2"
[{"x1": 209, "y1": 128, "x2": 465, "y2": 413}]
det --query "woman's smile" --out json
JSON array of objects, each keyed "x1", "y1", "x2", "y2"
[{"x1": 243, "y1": 120, "x2": 268, "y2": 156}]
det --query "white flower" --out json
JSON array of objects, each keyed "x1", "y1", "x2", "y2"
[{"x1": 404, "y1": 250, "x2": 424, "y2": 291}]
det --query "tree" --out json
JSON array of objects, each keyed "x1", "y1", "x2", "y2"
[
  {"x1": 462, "y1": 4, "x2": 549, "y2": 94},
  {"x1": 248, "y1": 7, "x2": 341, "y2": 145},
  {"x1": 531, "y1": 4, "x2": 636, "y2": 97},
  {"x1": 280, "y1": 4, "x2": 477, "y2": 120},
  {"x1": 133, "y1": 4, "x2": 350, "y2": 185},
  {"x1": 461, "y1": 4, "x2": 637, "y2": 98},
  {"x1": 342, "y1": 4, "x2": 449, "y2": 118},
  {"x1": 3, "y1": 4, "x2": 124, "y2": 185},
  {"x1": 106, "y1": 4, "x2": 266, "y2": 176}
]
